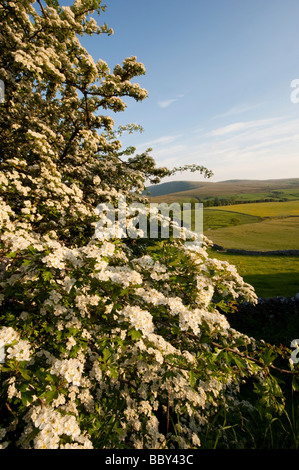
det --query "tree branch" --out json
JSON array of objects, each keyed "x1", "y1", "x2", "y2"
[
  {"x1": 60, "y1": 127, "x2": 81, "y2": 161},
  {"x1": 210, "y1": 340, "x2": 292, "y2": 375},
  {"x1": 156, "y1": 318, "x2": 294, "y2": 376},
  {"x1": 37, "y1": 0, "x2": 47, "y2": 18}
]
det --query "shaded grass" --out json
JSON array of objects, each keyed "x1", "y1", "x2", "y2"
[
  {"x1": 225, "y1": 295, "x2": 299, "y2": 346},
  {"x1": 204, "y1": 209, "x2": 261, "y2": 230},
  {"x1": 208, "y1": 249, "x2": 299, "y2": 298}
]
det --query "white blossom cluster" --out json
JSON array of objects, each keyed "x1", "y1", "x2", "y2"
[
  {"x1": 0, "y1": 327, "x2": 32, "y2": 362},
  {"x1": 50, "y1": 358, "x2": 84, "y2": 386},
  {"x1": 0, "y1": 222, "x2": 258, "y2": 448},
  {"x1": 120, "y1": 305, "x2": 155, "y2": 336},
  {"x1": 21, "y1": 405, "x2": 93, "y2": 449}
]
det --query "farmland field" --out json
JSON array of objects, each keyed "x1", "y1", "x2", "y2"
[
  {"x1": 204, "y1": 200, "x2": 299, "y2": 250},
  {"x1": 147, "y1": 178, "x2": 299, "y2": 204},
  {"x1": 208, "y1": 249, "x2": 299, "y2": 298},
  {"x1": 148, "y1": 192, "x2": 299, "y2": 297},
  {"x1": 202, "y1": 200, "x2": 299, "y2": 297},
  {"x1": 205, "y1": 216, "x2": 299, "y2": 251},
  {"x1": 207, "y1": 200, "x2": 299, "y2": 218},
  {"x1": 203, "y1": 209, "x2": 262, "y2": 231}
]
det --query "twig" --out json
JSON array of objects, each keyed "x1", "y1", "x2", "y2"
[
  {"x1": 210, "y1": 341, "x2": 292, "y2": 375},
  {"x1": 37, "y1": 0, "x2": 47, "y2": 18},
  {"x1": 156, "y1": 318, "x2": 294, "y2": 376},
  {"x1": 186, "y1": 326, "x2": 293, "y2": 375}
]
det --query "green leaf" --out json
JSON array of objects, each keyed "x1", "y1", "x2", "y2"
[
  {"x1": 292, "y1": 376, "x2": 299, "y2": 392},
  {"x1": 22, "y1": 259, "x2": 32, "y2": 266},
  {"x1": 18, "y1": 383, "x2": 28, "y2": 393},
  {"x1": 45, "y1": 372, "x2": 56, "y2": 384},
  {"x1": 42, "y1": 270, "x2": 53, "y2": 281},
  {"x1": 102, "y1": 347, "x2": 111, "y2": 362},
  {"x1": 46, "y1": 0, "x2": 60, "y2": 8},
  {"x1": 261, "y1": 346, "x2": 278, "y2": 366},
  {"x1": 39, "y1": 388, "x2": 59, "y2": 403},
  {"x1": 189, "y1": 370, "x2": 197, "y2": 387},
  {"x1": 127, "y1": 329, "x2": 142, "y2": 340},
  {"x1": 233, "y1": 355, "x2": 247, "y2": 371},
  {"x1": 109, "y1": 367, "x2": 118, "y2": 379},
  {"x1": 21, "y1": 391, "x2": 34, "y2": 406},
  {"x1": 18, "y1": 366, "x2": 31, "y2": 381}
]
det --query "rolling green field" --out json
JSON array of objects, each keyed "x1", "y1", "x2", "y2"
[
  {"x1": 207, "y1": 200, "x2": 299, "y2": 218},
  {"x1": 148, "y1": 195, "x2": 299, "y2": 297},
  {"x1": 221, "y1": 188, "x2": 299, "y2": 201},
  {"x1": 202, "y1": 200, "x2": 299, "y2": 297},
  {"x1": 206, "y1": 216, "x2": 299, "y2": 251},
  {"x1": 204, "y1": 209, "x2": 262, "y2": 231},
  {"x1": 147, "y1": 178, "x2": 299, "y2": 201},
  {"x1": 204, "y1": 201, "x2": 299, "y2": 251},
  {"x1": 208, "y1": 249, "x2": 299, "y2": 298}
]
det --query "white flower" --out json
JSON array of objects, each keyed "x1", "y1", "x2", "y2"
[
  {"x1": 66, "y1": 336, "x2": 76, "y2": 350},
  {"x1": 192, "y1": 433, "x2": 201, "y2": 447},
  {"x1": 135, "y1": 288, "x2": 167, "y2": 306},
  {"x1": 89, "y1": 361, "x2": 102, "y2": 383},
  {"x1": 50, "y1": 358, "x2": 84, "y2": 386},
  {"x1": 61, "y1": 415, "x2": 81, "y2": 437},
  {"x1": 121, "y1": 305, "x2": 154, "y2": 336},
  {"x1": 7, "y1": 339, "x2": 31, "y2": 361},
  {"x1": 0, "y1": 327, "x2": 32, "y2": 362},
  {"x1": 0, "y1": 326, "x2": 20, "y2": 347}
]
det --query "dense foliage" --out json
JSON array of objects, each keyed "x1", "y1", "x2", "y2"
[{"x1": 0, "y1": 0, "x2": 298, "y2": 449}]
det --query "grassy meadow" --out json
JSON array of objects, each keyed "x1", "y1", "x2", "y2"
[
  {"x1": 204, "y1": 201, "x2": 299, "y2": 251},
  {"x1": 206, "y1": 200, "x2": 299, "y2": 217},
  {"x1": 204, "y1": 209, "x2": 262, "y2": 231},
  {"x1": 205, "y1": 216, "x2": 299, "y2": 251},
  {"x1": 202, "y1": 200, "x2": 299, "y2": 297},
  {"x1": 208, "y1": 249, "x2": 299, "y2": 298},
  {"x1": 147, "y1": 178, "x2": 299, "y2": 203},
  {"x1": 149, "y1": 190, "x2": 299, "y2": 298},
  {"x1": 204, "y1": 201, "x2": 299, "y2": 298}
]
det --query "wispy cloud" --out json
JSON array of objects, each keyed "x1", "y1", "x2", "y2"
[
  {"x1": 147, "y1": 115, "x2": 299, "y2": 181},
  {"x1": 139, "y1": 134, "x2": 182, "y2": 150},
  {"x1": 212, "y1": 103, "x2": 264, "y2": 120},
  {"x1": 206, "y1": 117, "x2": 283, "y2": 137},
  {"x1": 158, "y1": 98, "x2": 178, "y2": 108},
  {"x1": 199, "y1": 115, "x2": 299, "y2": 178},
  {"x1": 158, "y1": 94, "x2": 184, "y2": 109},
  {"x1": 136, "y1": 113, "x2": 299, "y2": 183}
]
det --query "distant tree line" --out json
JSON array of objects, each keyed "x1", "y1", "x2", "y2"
[{"x1": 196, "y1": 196, "x2": 289, "y2": 208}]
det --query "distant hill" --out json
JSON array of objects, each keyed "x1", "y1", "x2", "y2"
[
  {"x1": 142, "y1": 181, "x2": 204, "y2": 197},
  {"x1": 143, "y1": 178, "x2": 299, "y2": 204}
]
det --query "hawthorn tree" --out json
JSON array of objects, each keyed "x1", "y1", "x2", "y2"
[{"x1": 0, "y1": 0, "x2": 297, "y2": 449}]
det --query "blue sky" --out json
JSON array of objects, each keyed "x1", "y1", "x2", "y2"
[{"x1": 80, "y1": 0, "x2": 299, "y2": 182}]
